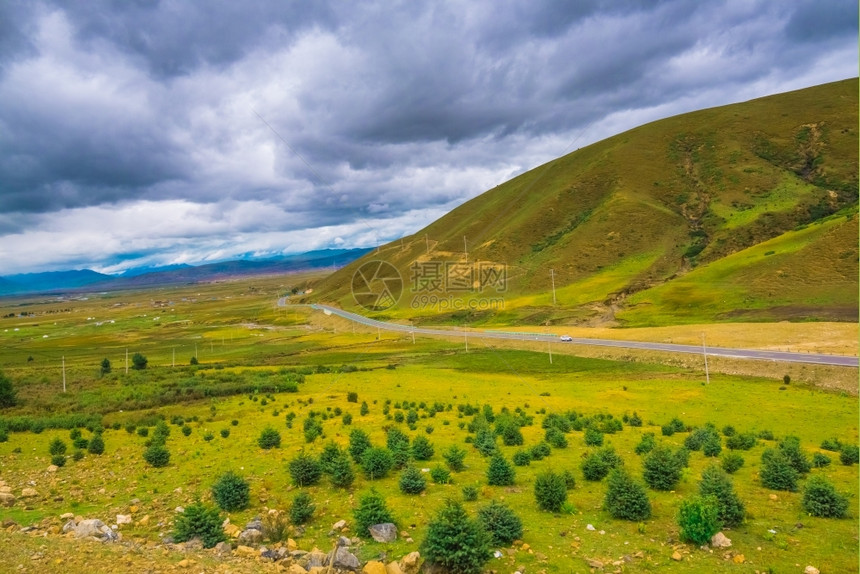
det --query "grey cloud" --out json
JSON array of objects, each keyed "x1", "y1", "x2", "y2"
[
  {"x1": 786, "y1": 0, "x2": 858, "y2": 43},
  {"x1": 0, "y1": 0, "x2": 855, "y2": 273},
  {"x1": 53, "y1": 0, "x2": 339, "y2": 78}
]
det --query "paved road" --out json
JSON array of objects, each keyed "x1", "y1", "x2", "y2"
[{"x1": 278, "y1": 299, "x2": 858, "y2": 367}]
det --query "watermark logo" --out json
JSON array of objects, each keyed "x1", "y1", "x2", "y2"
[
  {"x1": 409, "y1": 261, "x2": 507, "y2": 293},
  {"x1": 351, "y1": 260, "x2": 404, "y2": 311},
  {"x1": 352, "y1": 259, "x2": 508, "y2": 312}
]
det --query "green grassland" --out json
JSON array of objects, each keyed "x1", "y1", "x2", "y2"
[
  {"x1": 0, "y1": 278, "x2": 857, "y2": 573},
  {"x1": 310, "y1": 79, "x2": 858, "y2": 326}
]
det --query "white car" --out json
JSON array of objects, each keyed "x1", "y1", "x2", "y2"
[{"x1": 560, "y1": 335, "x2": 573, "y2": 342}]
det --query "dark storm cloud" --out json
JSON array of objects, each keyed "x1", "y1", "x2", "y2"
[
  {"x1": 0, "y1": 0, "x2": 855, "y2": 273},
  {"x1": 57, "y1": 1, "x2": 338, "y2": 78},
  {"x1": 786, "y1": 0, "x2": 858, "y2": 42}
]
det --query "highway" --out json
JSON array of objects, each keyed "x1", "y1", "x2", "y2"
[{"x1": 278, "y1": 299, "x2": 858, "y2": 368}]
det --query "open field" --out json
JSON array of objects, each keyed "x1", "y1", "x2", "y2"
[
  {"x1": 0, "y1": 350, "x2": 857, "y2": 573},
  {"x1": 0, "y1": 275, "x2": 857, "y2": 573}
]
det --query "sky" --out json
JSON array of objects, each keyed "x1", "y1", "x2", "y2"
[{"x1": 0, "y1": 0, "x2": 856, "y2": 275}]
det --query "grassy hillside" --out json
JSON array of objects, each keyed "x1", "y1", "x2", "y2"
[{"x1": 311, "y1": 79, "x2": 858, "y2": 326}]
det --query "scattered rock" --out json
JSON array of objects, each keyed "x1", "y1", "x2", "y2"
[
  {"x1": 224, "y1": 523, "x2": 240, "y2": 537},
  {"x1": 363, "y1": 561, "x2": 387, "y2": 574},
  {"x1": 245, "y1": 517, "x2": 263, "y2": 531},
  {"x1": 287, "y1": 565, "x2": 308, "y2": 574},
  {"x1": 299, "y1": 550, "x2": 328, "y2": 569},
  {"x1": 74, "y1": 519, "x2": 106, "y2": 539},
  {"x1": 116, "y1": 515, "x2": 132, "y2": 526},
  {"x1": 47, "y1": 465, "x2": 59, "y2": 473},
  {"x1": 213, "y1": 541, "x2": 232, "y2": 556},
  {"x1": 768, "y1": 494, "x2": 778, "y2": 501},
  {"x1": 99, "y1": 525, "x2": 120, "y2": 542},
  {"x1": 732, "y1": 554, "x2": 745, "y2": 564},
  {"x1": 337, "y1": 535, "x2": 352, "y2": 547},
  {"x1": 400, "y1": 551, "x2": 421, "y2": 574},
  {"x1": 287, "y1": 538, "x2": 297, "y2": 550},
  {"x1": 238, "y1": 528, "x2": 263, "y2": 545},
  {"x1": 671, "y1": 551, "x2": 682, "y2": 561},
  {"x1": 586, "y1": 557, "x2": 604, "y2": 568},
  {"x1": 260, "y1": 547, "x2": 279, "y2": 561},
  {"x1": 0, "y1": 493, "x2": 15, "y2": 507},
  {"x1": 804, "y1": 567, "x2": 820, "y2": 574},
  {"x1": 184, "y1": 537, "x2": 203, "y2": 551},
  {"x1": 60, "y1": 513, "x2": 74, "y2": 520},
  {"x1": 385, "y1": 561, "x2": 405, "y2": 574},
  {"x1": 710, "y1": 532, "x2": 731, "y2": 548},
  {"x1": 369, "y1": 523, "x2": 398, "y2": 543},
  {"x1": 586, "y1": 524, "x2": 596, "y2": 531},
  {"x1": 332, "y1": 519, "x2": 347, "y2": 531},
  {"x1": 177, "y1": 558, "x2": 190, "y2": 568},
  {"x1": 233, "y1": 545, "x2": 257, "y2": 558},
  {"x1": 20, "y1": 488, "x2": 38, "y2": 498},
  {"x1": 328, "y1": 546, "x2": 360, "y2": 571},
  {"x1": 62, "y1": 520, "x2": 77, "y2": 534},
  {"x1": 419, "y1": 563, "x2": 446, "y2": 574}
]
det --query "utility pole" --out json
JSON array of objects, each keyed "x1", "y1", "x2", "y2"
[
  {"x1": 463, "y1": 236, "x2": 468, "y2": 261},
  {"x1": 548, "y1": 337, "x2": 553, "y2": 364},
  {"x1": 425, "y1": 234, "x2": 430, "y2": 254},
  {"x1": 551, "y1": 269, "x2": 557, "y2": 305},
  {"x1": 62, "y1": 355, "x2": 66, "y2": 393},
  {"x1": 702, "y1": 332, "x2": 710, "y2": 385}
]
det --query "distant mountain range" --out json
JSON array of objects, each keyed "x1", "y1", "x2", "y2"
[{"x1": 0, "y1": 248, "x2": 372, "y2": 297}]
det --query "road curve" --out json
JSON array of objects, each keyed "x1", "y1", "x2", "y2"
[{"x1": 278, "y1": 298, "x2": 858, "y2": 368}]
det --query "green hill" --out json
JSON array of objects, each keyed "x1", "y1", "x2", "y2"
[{"x1": 311, "y1": 79, "x2": 858, "y2": 327}]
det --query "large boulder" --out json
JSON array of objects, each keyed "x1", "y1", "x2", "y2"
[
  {"x1": 369, "y1": 523, "x2": 397, "y2": 543},
  {"x1": 363, "y1": 561, "x2": 387, "y2": 574},
  {"x1": 0, "y1": 493, "x2": 15, "y2": 507}
]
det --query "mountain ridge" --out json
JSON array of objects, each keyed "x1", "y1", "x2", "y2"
[
  {"x1": 310, "y1": 79, "x2": 859, "y2": 326},
  {"x1": 0, "y1": 248, "x2": 372, "y2": 297}
]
